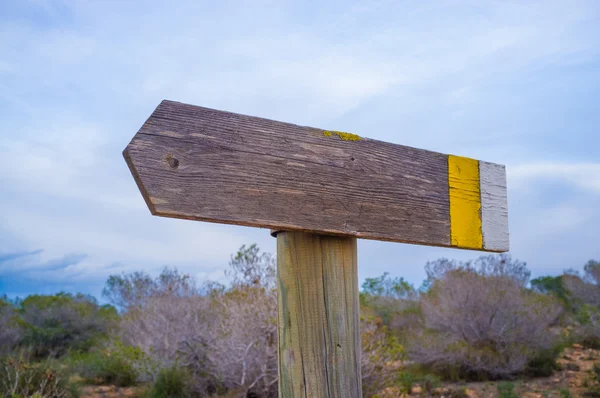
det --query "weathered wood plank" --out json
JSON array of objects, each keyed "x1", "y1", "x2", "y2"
[
  {"x1": 276, "y1": 231, "x2": 361, "y2": 398},
  {"x1": 124, "y1": 100, "x2": 509, "y2": 251}
]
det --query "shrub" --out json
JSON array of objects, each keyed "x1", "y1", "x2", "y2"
[
  {"x1": 360, "y1": 273, "x2": 418, "y2": 326},
  {"x1": 572, "y1": 305, "x2": 600, "y2": 348},
  {"x1": 497, "y1": 382, "x2": 518, "y2": 398},
  {"x1": 18, "y1": 293, "x2": 117, "y2": 359},
  {"x1": 108, "y1": 247, "x2": 278, "y2": 397},
  {"x1": 360, "y1": 315, "x2": 405, "y2": 397},
  {"x1": 145, "y1": 366, "x2": 193, "y2": 398},
  {"x1": 406, "y1": 256, "x2": 562, "y2": 379},
  {"x1": 531, "y1": 275, "x2": 572, "y2": 311},
  {"x1": 0, "y1": 298, "x2": 20, "y2": 357},
  {"x1": 559, "y1": 265, "x2": 600, "y2": 348},
  {"x1": 593, "y1": 363, "x2": 600, "y2": 380},
  {"x1": 417, "y1": 373, "x2": 442, "y2": 394},
  {"x1": 396, "y1": 372, "x2": 414, "y2": 394},
  {"x1": 103, "y1": 268, "x2": 199, "y2": 312},
  {"x1": 525, "y1": 343, "x2": 563, "y2": 377},
  {"x1": 447, "y1": 386, "x2": 469, "y2": 398},
  {"x1": 0, "y1": 357, "x2": 78, "y2": 397},
  {"x1": 562, "y1": 264, "x2": 600, "y2": 310},
  {"x1": 423, "y1": 254, "x2": 531, "y2": 288},
  {"x1": 69, "y1": 341, "x2": 151, "y2": 387},
  {"x1": 178, "y1": 285, "x2": 278, "y2": 397},
  {"x1": 559, "y1": 388, "x2": 572, "y2": 398},
  {"x1": 110, "y1": 245, "x2": 410, "y2": 397}
]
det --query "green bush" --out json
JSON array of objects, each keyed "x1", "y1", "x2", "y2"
[
  {"x1": 360, "y1": 315, "x2": 405, "y2": 397},
  {"x1": 497, "y1": 382, "x2": 518, "y2": 398},
  {"x1": 396, "y1": 372, "x2": 414, "y2": 394},
  {"x1": 18, "y1": 293, "x2": 117, "y2": 359},
  {"x1": 0, "y1": 357, "x2": 79, "y2": 397},
  {"x1": 559, "y1": 388, "x2": 572, "y2": 398},
  {"x1": 360, "y1": 272, "x2": 416, "y2": 326},
  {"x1": 69, "y1": 342, "x2": 151, "y2": 387},
  {"x1": 419, "y1": 373, "x2": 442, "y2": 394},
  {"x1": 144, "y1": 366, "x2": 193, "y2": 398},
  {"x1": 525, "y1": 340, "x2": 566, "y2": 377},
  {"x1": 593, "y1": 363, "x2": 600, "y2": 381},
  {"x1": 573, "y1": 304, "x2": 600, "y2": 349},
  {"x1": 531, "y1": 275, "x2": 573, "y2": 310}
]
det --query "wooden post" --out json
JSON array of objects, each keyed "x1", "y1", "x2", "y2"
[{"x1": 275, "y1": 231, "x2": 362, "y2": 398}]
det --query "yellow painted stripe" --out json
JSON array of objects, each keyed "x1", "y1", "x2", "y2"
[{"x1": 448, "y1": 155, "x2": 483, "y2": 249}]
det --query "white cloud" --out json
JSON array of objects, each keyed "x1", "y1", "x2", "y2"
[{"x1": 509, "y1": 163, "x2": 600, "y2": 194}]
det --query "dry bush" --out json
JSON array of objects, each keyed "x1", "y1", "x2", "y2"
[
  {"x1": 407, "y1": 256, "x2": 562, "y2": 379},
  {"x1": 118, "y1": 287, "x2": 277, "y2": 396},
  {"x1": 0, "y1": 358, "x2": 75, "y2": 398},
  {"x1": 107, "y1": 245, "x2": 409, "y2": 397},
  {"x1": 180, "y1": 245, "x2": 278, "y2": 396},
  {"x1": 105, "y1": 247, "x2": 278, "y2": 396},
  {"x1": 423, "y1": 254, "x2": 530, "y2": 288},
  {"x1": 179, "y1": 286, "x2": 278, "y2": 397},
  {"x1": 118, "y1": 294, "x2": 212, "y2": 376},
  {"x1": 103, "y1": 267, "x2": 199, "y2": 312}
]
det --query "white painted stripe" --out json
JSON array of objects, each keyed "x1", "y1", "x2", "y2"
[{"x1": 479, "y1": 161, "x2": 509, "y2": 252}]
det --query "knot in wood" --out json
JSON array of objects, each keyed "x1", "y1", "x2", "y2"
[{"x1": 166, "y1": 154, "x2": 179, "y2": 169}]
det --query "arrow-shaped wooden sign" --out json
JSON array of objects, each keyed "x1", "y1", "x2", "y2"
[
  {"x1": 124, "y1": 99, "x2": 510, "y2": 398},
  {"x1": 124, "y1": 100, "x2": 509, "y2": 252}
]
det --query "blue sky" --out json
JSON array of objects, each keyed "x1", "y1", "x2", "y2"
[{"x1": 1, "y1": 0, "x2": 599, "y2": 299}]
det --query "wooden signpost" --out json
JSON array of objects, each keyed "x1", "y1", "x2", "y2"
[{"x1": 124, "y1": 100, "x2": 509, "y2": 397}]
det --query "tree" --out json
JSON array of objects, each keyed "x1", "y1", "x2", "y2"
[
  {"x1": 362, "y1": 272, "x2": 414, "y2": 300},
  {"x1": 584, "y1": 260, "x2": 600, "y2": 285},
  {"x1": 103, "y1": 267, "x2": 197, "y2": 311},
  {"x1": 226, "y1": 244, "x2": 276, "y2": 290},
  {"x1": 530, "y1": 275, "x2": 572, "y2": 310},
  {"x1": 361, "y1": 272, "x2": 418, "y2": 327},
  {"x1": 18, "y1": 293, "x2": 117, "y2": 358}
]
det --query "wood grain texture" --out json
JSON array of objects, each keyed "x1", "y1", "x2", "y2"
[
  {"x1": 123, "y1": 99, "x2": 509, "y2": 251},
  {"x1": 480, "y1": 161, "x2": 509, "y2": 251},
  {"x1": 448, "y1": 155, "x2": 483, "y2": 250},
  {"x1": 277, "y1": 231, "x2": 361, "y2": 398}
]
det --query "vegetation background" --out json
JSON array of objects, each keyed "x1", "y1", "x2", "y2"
[{"x1": 1, "y1": 245, "x2": 600, "y2": 397}]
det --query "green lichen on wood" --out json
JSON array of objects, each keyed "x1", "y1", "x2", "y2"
[{"x1": 323, "y1": 130, "x2": 362, "y2": 141}]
